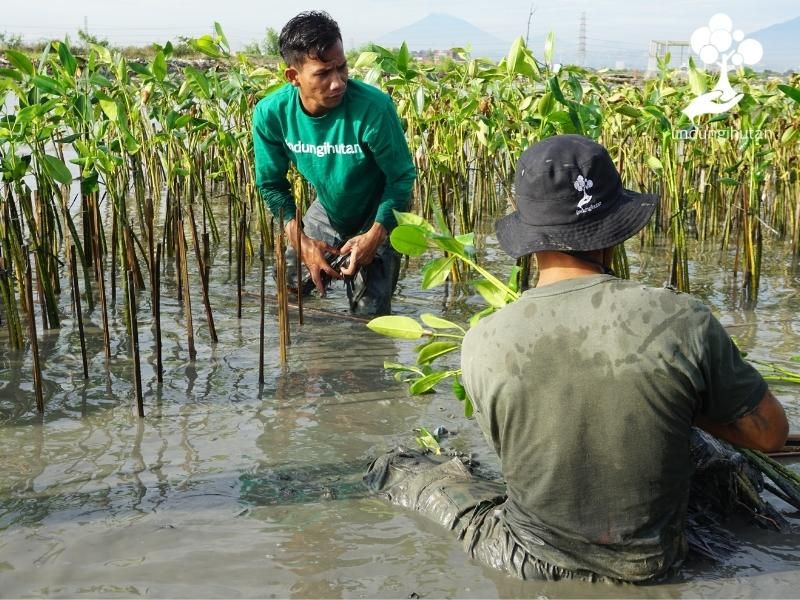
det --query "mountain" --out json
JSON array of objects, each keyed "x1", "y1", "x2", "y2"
[
  {"x1": 375, "y1": 13, "x2": 507, "y2": 60},
  {"x1": 748, "y1": 16, "x2": 800, "y2": 72}
]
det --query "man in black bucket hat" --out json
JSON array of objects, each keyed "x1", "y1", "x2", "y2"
[
  {"x1": 459, "y1": 134, "x2": 787, "y2": 580},
  {"x1": 365, "y1": 135, "x2": 787, "y2": 583}
]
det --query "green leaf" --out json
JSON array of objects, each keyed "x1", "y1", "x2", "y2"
[
  {"x1": 506, "y1": 36, "x2": 524, "y2": 77},
  {"x1": 354, "y1": 51, "x2": 378, "y2": 69},
  {"x1": 474, "y1": 280, "x2": 510, "y2": 308},
  {"x1": 5, "y1": 50, "x2": 34, "y2": 77},
  {"x1": 642, "y1": 106, "x2": 670, "y2": 131},
  {"x1": 0, "y1": 67, "x2": 23, "y2": 82},
  {"x1": 409, "y1": 370, "x2": 453, "y2": 395},
  {"x1": 507, "y1": 265, "x2": 522, "y2": 293},
  {"x1": 646, "y1": 155, "x2": 663, "y2": 172},
  {"x1": 383, "y1": 361, "x2": 425, "y2": 375},
  {"x1": 431, "y1": 235, "x2": 466, "y2": 256},
  {"x1": 719, "y1": 177, "x2": 739, "y2": 186},
  {"x1": 417, "y1": 341, "x2": 460, "y2": 365},
  {"x1": 185, "y1": 66, "x2": 211, "y2": 99},
  {"x1": 390, "y1": 224, "x2": 430, "y2": 256},
  {"x1": 41, "y1": 154, "x2": 72, "y2": 185},
  {"x1": 213, "y1": 22, "x2": 230, "y2": 52},
  {"x1": 452, "y1": 377, "x2": 466, "y2": 401},
  {"x1": 544, "y1": 32, "x2": 555, "y2": 66},
  {"x1": 57, "y1": 42, "x2": 77, "y2": 76},
  {"x1": 687, "y1": 58, "x2": 706, "y2": 96},
  {"x1": 31, "y1": 74, "x2": 65, "y2": 96},
  {"x1": 420, "y1": 313, "x2": 464, "y2": 332},
  {"x1": 89, "y1": 73, "x2": 113, "y2": 88},
  {"x1": 393, "y1": 210, "x2": 435, "y2": 231},
  {"x1": 538, "y1": 92, "x2": 555, "y2": 116},
  {"x1": 463, "y1": 395, "x2": 474, "y2": 418},
  {"x1": 99, "y1": 98, "x2": 118, "y2": 122},
  {"x1": 421, "y1": 255, "x2": 456, "y2": 289},
  {"x1": 616, "y1": 104, "x2": 641, "y2": 118},
  {"x1": 128, "y1": 63, "x2": 152, "y2": 78},
  {"x1": 780, "y1": 126, "x2": 796, "y2": 145},
  {"x1": 397, "y1": 42, "x2": 410, "y2": 72},
  {"x1": 191, "y1": 35, "x2": 224, "y2": 59},
  {"x1": 415, "y1": 427, "x2": 441, "y2": 454},
  {"x1": 778, "y1": 84, "x2": 800, "y2": 105},
  {"x1": 367, "y1": 315, "x2": 427, "y2": 339},
  {"x1": 152, "y1": 51, "x2": 167, "y2": 82}
]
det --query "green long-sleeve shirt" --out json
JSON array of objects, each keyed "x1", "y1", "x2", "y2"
[{"x1": 252, "y1": 78, "x2": 416, "y2": 236}]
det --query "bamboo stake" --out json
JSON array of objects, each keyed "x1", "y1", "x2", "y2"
[
  {"x1": 127, "y1": 270, "x2": 144, "y2": 417},
  {"x1": 154, "y1": 242, "x2": 163, "y2": 383},
  {"x1": 70, "y1": 245, "x2": 88, "y2": 380},
  {"x1": 24, "y1": 247, "x2": 44, "y2": 414}
]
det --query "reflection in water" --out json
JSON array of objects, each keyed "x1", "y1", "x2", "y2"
[{"x1": 0, "y1": 238, "x2": 798, "y2": 597}]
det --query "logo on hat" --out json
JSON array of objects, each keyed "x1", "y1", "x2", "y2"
[{"x1": 574, "y1": 175, "x2": 594, "y2": 208}]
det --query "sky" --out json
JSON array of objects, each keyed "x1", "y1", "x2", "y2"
[{"x1": 2, "y1": 0, "x2": 798, "y2": 61}]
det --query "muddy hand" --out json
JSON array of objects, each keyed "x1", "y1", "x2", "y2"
[
  {"x1": 303, "y1": 240, "x2": 341, "y2": 296},
  {"x1": 340, "y1": 223, "x2": 386, "y2": 276}
]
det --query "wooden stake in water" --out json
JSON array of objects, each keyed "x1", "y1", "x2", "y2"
[
  {"x1": 127, "y1": 270, "x2": 144, "y2": 417},
  {"x1": 259, "y1": 238, "x2": 266, "y2": 385},
  {"x1": 154, "y1": 243, "x2": 163, "y2": 383},
  {"x1": 24, "y1": 248, "x2": 44, "y2": 414},
  {"x1": 70, "y1": 245, "x2": 89, "y2": 380}
]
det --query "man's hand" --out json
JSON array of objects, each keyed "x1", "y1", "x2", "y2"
[
  {"x1": 339, "y1": 222, "x2": 387, "y2": 277},
  {"x1": 284, "y1": 219, "x2": 341, "y2": 296}
]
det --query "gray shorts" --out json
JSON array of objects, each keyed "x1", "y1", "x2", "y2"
[{"x1": 284, "y1": 201, "x2": 400, "y2": 316}]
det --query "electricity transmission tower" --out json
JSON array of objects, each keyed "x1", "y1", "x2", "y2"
[{"x1": 578, "y1": 11, "x2": 587, "y2": 66}]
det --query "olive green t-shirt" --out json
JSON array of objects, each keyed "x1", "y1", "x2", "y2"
[{"x1": 460, "y1": 274, "x2": 766, "y2": 581}]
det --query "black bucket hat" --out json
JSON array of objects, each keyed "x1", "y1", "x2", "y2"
[{"x1": 496, "y1": 135, "x2": 658, "y2": 258}]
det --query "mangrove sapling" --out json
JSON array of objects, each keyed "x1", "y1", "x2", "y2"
[{"x1": 367, "y1": 210, "x2": 520, "y2": 417}]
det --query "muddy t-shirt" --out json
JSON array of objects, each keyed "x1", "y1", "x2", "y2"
[
  {"x1": 461, "y1": 274, "x2": 766, "y2": 581},
  {"x1": 252, "y1": 79, "x2": 416, "y2": 236}
]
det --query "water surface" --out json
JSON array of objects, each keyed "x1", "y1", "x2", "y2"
[{"x1": 1, "y1": 231, "x2": 799, "y2": 598}]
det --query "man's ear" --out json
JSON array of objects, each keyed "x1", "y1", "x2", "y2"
[{"x1": 285, "y1": 66, "x2": 299, "y2": 86}]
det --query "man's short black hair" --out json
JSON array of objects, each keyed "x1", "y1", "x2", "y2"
[{"x1": 279, "y1": 11, "x2": 342, "y2": 67}]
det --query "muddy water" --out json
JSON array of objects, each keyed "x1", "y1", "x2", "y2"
[{"x1": 1, "y1": 233, "x2": 799, "y2": 598}]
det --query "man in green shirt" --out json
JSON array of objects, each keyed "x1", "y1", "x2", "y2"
[
  {"x1": 252, "y1": 11, "x2": 416, "y2": 315},
  {"x1": 365, "y1": 135, "x2": 788, "y2": 582}
]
